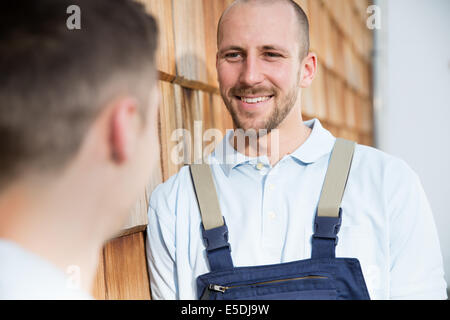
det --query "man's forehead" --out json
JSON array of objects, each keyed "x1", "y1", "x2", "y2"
[{"x1": 218, "y1": 0, "x2": 298, "y2": 48}]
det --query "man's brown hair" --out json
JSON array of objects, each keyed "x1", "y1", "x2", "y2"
[{"x1": 0, "y1": 0, "x2": 158, "y2": 189}]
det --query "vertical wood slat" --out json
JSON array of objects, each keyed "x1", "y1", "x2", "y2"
[
  {"x1": 211, "y1": 92, "x2": 234, "y2": 135},
  {"x1": 308, "y1": 0, "x2": 323, "y2": 58},
  {"x1": 172, "y1": 0, "x2": 208, "y2": 83},
  {"x1": 159, "y1": 81, "x2": 181, "y2": 181},
  {"x1": 202, "y1": 0, "x2": 227, "y2": 88},
  {"x1": 139, "y1": 0, "x2": 176, "y2": 76},
  {"x1": 320, "y1": 4, "x2": 334, "y2": 71},
  {"x1": 202, "y1": 92, "x2": 225, "y2": 160},
  {"x1": 309, "y1": 62, "x2": 328, "y2": 120},
  {"x1": 301, "y1": 86, "x2": 315, "y2": 119},
  {"x1": 325, "y1": 72, "x2": 344, "y2": 128},
  {"x1": 103, "y1": 232, "x2": 151, "y2": 300},
  {"x1": 118, "y1": 191, "x2": 148, "y2": 237},
  {"x1": 92, "y1": 250, "x2": 106, "y2": 300}
]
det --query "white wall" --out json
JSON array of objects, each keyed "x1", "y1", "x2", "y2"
[{"x1": 374, "y1": 0, "x2": 450, "y2": 294}]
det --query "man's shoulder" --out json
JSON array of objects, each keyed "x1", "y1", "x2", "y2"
[
  {"x1": 353, "y1": 143, "x2": 419, "y2": 185},
  {"x1": 0, "y1": 240, "x2": 93, "y2": 300},
  {"x1": 354, "y1": 143, "x2": 394, "y2": 164}
]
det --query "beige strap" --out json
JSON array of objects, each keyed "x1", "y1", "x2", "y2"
[
  {"x1": 317, "y1": 138, "x2": 356, "y2": 217},
  {"x1": 189, "y1": 164, "x2": 225, "y2": 230},
  {"x1": 190, "y1": 139, "x2": 355, "y2": 227}
]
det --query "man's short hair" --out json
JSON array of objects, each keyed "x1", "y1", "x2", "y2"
[
  {"x1": 217, "y1": 0, "x2": 310, "y2": 59},
  {"x1": 0, "y1": 0, "x2": 158, "y2": 189}
]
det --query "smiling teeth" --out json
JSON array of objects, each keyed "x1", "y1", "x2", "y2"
[{"x1": 240, "y1": 96, "x2": 271, "y2": 104}]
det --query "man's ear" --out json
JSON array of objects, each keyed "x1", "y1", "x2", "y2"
[
  {"x1": 109, "y1": 97, "x2": 139, "y2": 164},
  {"x1": 299, "y1": 52, "x2": 318, "y2": 88}
]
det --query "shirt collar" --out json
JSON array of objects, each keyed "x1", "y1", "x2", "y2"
[
  {"x1": 288, "y1": 118, "x2": 336, "y2": 165},
  {"x1": 210, "y1": 129, "x2": 261, "y2": 177},
  {"x1": 210, "y1": 118, "x2": 336, "y2": 177}
]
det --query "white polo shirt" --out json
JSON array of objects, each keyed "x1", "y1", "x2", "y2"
[
  {"x1": 146, "y1": 118, "x2": 447, "y2": 300},
  {"x1": 0, "y1": 239, "x2": 93, "y2": 300}
]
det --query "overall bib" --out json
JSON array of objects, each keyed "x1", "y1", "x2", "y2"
[{"x1": 190, "y1": 138, "x2": 371, "y2": 300}]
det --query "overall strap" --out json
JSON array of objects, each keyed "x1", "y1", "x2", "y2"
[
  {"x1": 311, "y1": 138, "x2": 356, "y2": 259},
  {"x1": 189, "y1": 164, "x2": 234, "y2": 271}
]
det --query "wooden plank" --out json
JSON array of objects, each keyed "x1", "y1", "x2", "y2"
[
  {"x1": 338, "y1": 0, "x2": 354, "y2": 40},
  {"x1": 360, "y1": 132, "x2": 374, "y2": 147},
  {"x1": 117, "y1": 190, "x2": 148, "y2": 237},
  {"x1": 91, "y1": 249, "x2": 106, "y2": 300},
  {"x1": 172, "y1": 0, "x2": 208, "y2": 83},
  {"x1": 180, "y1": 87, "x2": 194, "y2": 164},
  {"x1": 343, "y1": 86, "x2": 357, "y2": 130},
  {"x1": 324, "y1": 121, "x2": 339, "y2": 138},
  {"x1": 353, "y1": 0, "x2": 371, "y2": 27},
  {"x1": 360, "y1": 97, "x2": 374, "y2": 134},
  {"x1": 301, "y1": 88, "x2": 315, "y2": 119},
  {"x1": 146, "y1": 151, "x2": 163, "y2": 206},
  {"x1": 159, "y1": 81, "x2": 182, "y2": 181},
  {"x1": 339, "y1": 127, "x2": 359, "y2": 142},
  {"x1": 351, "y1": 2, "x2": 366, "y2": 62},
  {"x1": 138, "y1": 0, "x2": 176, "y2": 76},
  {"x1": 180, "y1": 87, "x2": 205, "y2": 164},
  {"x1": 103, "y1": 232, "x2": 151, "y2": 300},
  {"x1": 342, "y1": 38, "x2": 357, "y2": 91},
  {"x1": 211, "y1": 93, "x2": 234, "y2": 135},
  {"x1": 202, "y1": 91, "x2": 214, "y2": 132},
  {"x1": 307, "y1": 0, "x2": 324, "y2": 56},
  {"x1": 324, "y1": 71, "x2": 344, "y2": 127},
  {"x1": 202, "y1": 92, "x2": 229, "y2": 160},
  {"x1": 320, "y1": 4, "x2": 334, "y2": 70},
  {"x1": 309, "y1": 62, "x2": 328, "y2": 120},
  {"x1": 158, "y1": 71, "x2": 219, "y2": 94},
  {"x1": 202, "y1": 0, "x2": 227, "y2": 88},
  {"x1": 363, "y1": 25, "x2": 374, "y2": 63},
  {"x1": 334, "y1": 29, "x2": 346, "y2": 81},
  {"x1": 353, "y1": 92, "x2": 363, "y2": 133}
]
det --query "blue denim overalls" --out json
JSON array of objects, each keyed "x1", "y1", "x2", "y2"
[{"x1": 190, "y1": 138, "x2": 370, "y2": 300}]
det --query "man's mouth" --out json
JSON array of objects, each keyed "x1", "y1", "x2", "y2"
[{"x1": 235, "y1": 95, "x2": 274, "y2": 104}]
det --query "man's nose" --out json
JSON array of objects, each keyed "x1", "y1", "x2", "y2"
[{"x1": 239, "y1": 55, "x2": 264, "y2": 86}]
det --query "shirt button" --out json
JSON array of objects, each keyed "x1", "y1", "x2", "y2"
[
  {"x1": 268, "y1": 211, "x2": 277, "y2": 220},
  {"x1": 267, "y1": 183, "x2": 275, "y2": 191},
  {"x1": 256, "y1": 162, "x2": 264, "y2": 170}
]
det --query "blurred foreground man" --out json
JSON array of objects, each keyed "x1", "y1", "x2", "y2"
[
  {"x1": 0, "y1": 0, "x2": 159, "y2": 299},
  {"x1": 146, "y1": 0, "x2": 447, "y2": 299}
]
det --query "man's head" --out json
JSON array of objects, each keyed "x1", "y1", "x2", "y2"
[
  {"x1": 0, "y1": 0, "x2": 159, "y2": 235},
  {"x1": 216, "y1": 0, "x2": 316, "y2": 133}
]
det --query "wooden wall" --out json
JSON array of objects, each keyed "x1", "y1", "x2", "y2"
[
  {"x1": 92, "y1": 0, "x2": 374, "y2": 300},
  {"x1": 302, "y1": 0, "x2": 374, "y2": 145}
]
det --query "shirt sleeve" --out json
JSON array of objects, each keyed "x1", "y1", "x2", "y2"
[
  {"x1": 146, "y1": 199, "x2": 177, "y2": 300},
  {"x1": 386, "y1": 158, "x2": 447, "y2": 299}
]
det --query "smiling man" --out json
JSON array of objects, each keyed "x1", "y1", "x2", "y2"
[{"x1": 146, "y1": 0, "x2": 447, "y2": 299}]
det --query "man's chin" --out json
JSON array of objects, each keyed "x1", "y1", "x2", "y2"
[
  {"x1": 233, "y1": 120, "x2": 272, "y2": 136},
  {"x1": 226, "y1": 103, "x2": 276, "y2": 134}
]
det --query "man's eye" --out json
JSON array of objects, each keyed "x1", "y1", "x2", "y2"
[
  {"x1": 265, "y1": 52, "x2": 282, "y2": 58},
  {"x1": 224, "y1": 52, "x2": 242, "y2": 59}
]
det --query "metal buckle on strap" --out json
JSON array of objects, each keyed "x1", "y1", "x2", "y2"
[
  {"x1": 313, "y1": 208, "x2": 342, "y2": 245},
  {"x1": 201, "y1": 218, "x2": 230, "y2": 252}
]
